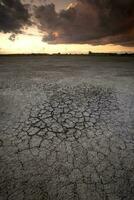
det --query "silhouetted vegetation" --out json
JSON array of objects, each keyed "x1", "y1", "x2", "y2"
[{"x1": 0, "y1": 52, "x2": 134, "y2": 57}]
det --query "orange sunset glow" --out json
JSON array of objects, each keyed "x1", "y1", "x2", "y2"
[{"x1": 0, "y1": 0, "x2": 134, "y2": 54}]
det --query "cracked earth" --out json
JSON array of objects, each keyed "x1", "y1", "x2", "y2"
[{"x1": 0, "y1": 56, "x2": 134, "y2": 200}]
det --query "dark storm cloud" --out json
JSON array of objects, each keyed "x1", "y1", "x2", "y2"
[
  {"x1": 0, "y1": 0, "x2": 30, "y2": 33},
  {"x1": 9, "y1": 33, "x2": 16, "y2": 41},
  {"x1": 34, "y1": 0, "x2": 134, "y2": 46}
]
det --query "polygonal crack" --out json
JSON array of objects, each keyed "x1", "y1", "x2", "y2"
[{"x1": 0, "y1": 85, "x2": 134, "y2": 200}]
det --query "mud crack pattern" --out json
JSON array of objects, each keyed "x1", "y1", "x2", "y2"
[{"x1": 0, "y1": 85, "x2": 134, "y2": 200}]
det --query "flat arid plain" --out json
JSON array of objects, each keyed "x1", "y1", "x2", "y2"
[{"x1": 0, "y1": 55, "x2": 134, "y2": 200}]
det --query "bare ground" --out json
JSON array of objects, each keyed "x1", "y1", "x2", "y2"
[{"x1": 0, "y1": 56, "x2": 134, "y2": 200}]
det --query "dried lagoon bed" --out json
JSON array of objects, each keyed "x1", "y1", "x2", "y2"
[{"x1": 0, "y1": 55, "x2": 134, "y2": 200}]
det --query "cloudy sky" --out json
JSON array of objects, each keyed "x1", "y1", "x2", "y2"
[{"x1": 0, "y1": 0, "x2": 134, "y2": 54}]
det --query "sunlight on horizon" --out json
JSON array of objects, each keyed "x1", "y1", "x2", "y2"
[{"x1": 0, "y1": 31, "x2": 134, "y2": 54}]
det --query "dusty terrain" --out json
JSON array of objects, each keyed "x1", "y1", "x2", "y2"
[{"x1": 0, "y1": 56, "x2": 134, "y2": 200}]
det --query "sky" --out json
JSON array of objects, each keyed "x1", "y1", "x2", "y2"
[{"x1": 0, "y1": 0, "x2": 134, "y2": 54}]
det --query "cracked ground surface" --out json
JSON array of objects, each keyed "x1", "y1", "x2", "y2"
[{"x1": 0, "y1": 56, "x2": 134, "y2": 200}]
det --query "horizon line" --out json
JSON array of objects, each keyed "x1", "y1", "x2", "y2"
[{"x1": 0, "y1": 52, "x2": 134, "y2": 56}]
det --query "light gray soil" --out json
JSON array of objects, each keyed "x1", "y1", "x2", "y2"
[{"x1": 0, "y1": 56, "x2": 134, "y2": 200}]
